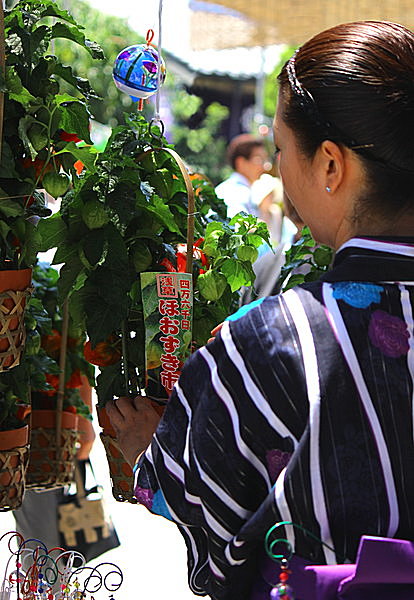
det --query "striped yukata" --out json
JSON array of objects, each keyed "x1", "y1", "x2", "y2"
[{"x1": 134, "y1": 236, "x2": 414, "y2": 600}]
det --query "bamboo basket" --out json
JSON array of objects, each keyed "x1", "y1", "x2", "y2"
[{"x1": 26, "y1": 301, "x2": 79, "y2": 489}]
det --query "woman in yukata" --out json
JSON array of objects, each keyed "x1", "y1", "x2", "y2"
[{"x1": 107, "y1": 20, "x2": 414, "y2": 600}]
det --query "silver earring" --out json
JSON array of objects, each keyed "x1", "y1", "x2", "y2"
[{"x1": 325, "y1": 186, "x2": 331, "y2": 193}]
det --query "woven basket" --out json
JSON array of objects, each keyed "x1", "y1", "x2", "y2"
[
  {"x1": 100, "y1": 431, "x2": 137, "y2": 504},
  {"x1": 0, "y1": 424, "x2": 29, "y2": 511},
  {"x1": 0, "y1": 268, "x2": 33, "y2": 372},
  {"x1": 26, "y1": 410, "x2": 79, "y2": 490}
]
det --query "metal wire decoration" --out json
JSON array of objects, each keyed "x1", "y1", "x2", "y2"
[
  {"x1": 0, "y1": 531, "x2": 124, "y2": 600},
  {"x1": 264, "y1": 520, "x2": 346, "y2": 599}
]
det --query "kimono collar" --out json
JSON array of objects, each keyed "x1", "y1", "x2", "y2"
[{"x1": 321, "y1": 236, "x2": 414, "y2": 283}]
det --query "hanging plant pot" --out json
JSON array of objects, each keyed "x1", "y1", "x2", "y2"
[
  {"x1": 0, "y1": 424, "x2": 29, "y2": 511},
  {"x1": 0, "y1": 268, "x2": 33, "y2": 372},
  {"x1": 26, "y1": 409, "x2": 79, "y2": 490},
  {"x1": 97, "y1": 405, "x2": 137, "y2": 504}
]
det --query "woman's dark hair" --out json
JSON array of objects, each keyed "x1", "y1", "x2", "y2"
[{"x1": 277, "y1": 21, "x2": 414, "y2": 217}]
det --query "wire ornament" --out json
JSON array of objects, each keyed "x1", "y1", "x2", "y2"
[
  {"x1": 0, "y1": 533, "x2": 123, "y2": 600},
  {"x1": 265, "y1": 521, "x2": 345, "y2": 599}
]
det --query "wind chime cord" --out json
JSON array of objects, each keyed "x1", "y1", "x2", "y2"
[{"x1": 154, "y1": 0, "x2": 163, "y2": 124}]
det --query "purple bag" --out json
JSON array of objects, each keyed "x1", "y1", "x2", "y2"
[
  {"x1": 305, "y1": 536, "x2": 414, "y2": 600},
  {"x1": 253, "y1": 536, "x2": 414, "y2": 600}
]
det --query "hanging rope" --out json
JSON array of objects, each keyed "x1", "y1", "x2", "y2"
[
  {"x1": 55, "y1": 299, "x2": 69, "y2": 469},
  {"x1": 153, "y1": 0, "x2": 163, "y2": 125}
]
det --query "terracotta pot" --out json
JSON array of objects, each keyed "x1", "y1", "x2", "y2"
[
  {"x1": 97, "y1": 405, "x2": 116, "y2": 437},
  {"x1": 26, "y1": 409, "x2": 79, "y2": 489},
  {"x1": 0, "y1": 424, "x2": 29, "y2": 511},
  {"x1": 0, "y1": 423, "x2": 29, "y2": 450},
  {"x1": 0, "y1": 267, "x2": 32, "y2": 370},
  {"x1": 97, "y1": 405, "x2": 137, "y2": 504}
]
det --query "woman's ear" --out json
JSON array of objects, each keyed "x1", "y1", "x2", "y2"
[{"x1": 317, "y1": 140, "x2": 347, "y2": 193}]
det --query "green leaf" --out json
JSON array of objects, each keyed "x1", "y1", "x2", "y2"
[
  {"x1": 50, "y1": 23, "x2": 104, "y2": 59},
  {"x1": 284, "y1": 273, "x2": 306, "y2": 290},
  {"x1": 102, "y1": 225, "x2": 130, "y2": 272},
  {"x1": 36, "y1": 213, "x2": 67, "y2": 252},
  {"x1": 0, "y1": 143, "x2": 19, "y2": 179},
  {"x1": 205, "y1": 221, "x2": 225, "y2": 236},
  {"x1": 81, "y1": 228, "x2": 107, "y2": 267},
  {"x1": 0, "y1": 197, "x2": 24, "y2": 218},
  {"x1": 58, "y1": 101, "x2": 92, "y2": 144},
  {"x1": 18, "y1": 114, "x2": 38, "y2": 160},
  {"x1": 52, "y1": 240, "x2": 78, "y2": 265},
  {"x1": 313, "y1": 247, "x2": 333, "y2": 267},
  {"x1": 85, "y1": 294, "x2": 126, "y2": 347},
  {"x1": 18, "y1": 221, "x2": 42, "y2": 268},
  {"x1": 55, "y1": 93, "x2": 82, "y2": 105},
  {"x1": 197, "y1": 269, "x2": 227, "y2": 301},
  {"x1": 38, "y1": 2, "x2": 78, "y2": 24},
  {"x1": 59, "y1": 142, "x2": 97, "y2": 172},
  {"x1": 237, "y1": 245, "x2": 259, "y2": 263},
  {"x1": 58, "y1": 258, "x2": 84, "y2": 300},
  {"x1": 51, "y1": 61, "x2": 101, "y2": 100},
  {"x1": 5, "y1": 67, "x2": 36, "y2": 107},
  {"x1": 221, "y1": 259, "x2": 253, "y2": 292},
  {"x1": 246, "y1": 233, "x2": 266, "y2": 248},
  {"x1": 144, "y1": 194, "x2": 181, "y2": 234},
  {"x1": 0, "y1": 221, "x2": 10, "y2": 241},
  {"x1": 96, "y1": 363, "x2": 125, "y2": 406},
  {"x1": 84, "y1": 39, "x2": 105, "y2": 60}
]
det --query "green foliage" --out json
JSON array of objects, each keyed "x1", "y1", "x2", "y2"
[
  {"x1": 0, "y1": 0, "x2": 102, "y2": 268},
  {"x1": 0, "y1": 0, "x2": 102, "y2": 429},
  {"x1": 278, "y1": 227, "x2": 334, "y2": 291},
  {"x1": 193, "y1": 213, "x2": 270, "y2": 344},
  {"x1": 264, "y1": 45, "x2": 297, "y2": 118},
  {"x1": 170, "y1": 91, "x2": 230, "y2": 185},
  {"x1": 0, "y1": 384, "x2": 24, "y2": 431},
  {"x1": 38, "y1": 113, "x2": 268, "y2": 404},
  {"x1": 0, "y1": 263, "x2": 94, "y2": 423}
]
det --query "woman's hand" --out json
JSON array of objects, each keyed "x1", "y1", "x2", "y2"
[
  {"x1": 106, "y1": 396, "x2": 161, "y2": 467},
  {"x1": 207, "y1": 322, "x2": 224, "y2": 344}
]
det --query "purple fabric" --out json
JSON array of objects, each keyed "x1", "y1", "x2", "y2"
[
  {"x1": 305, "y1": 536, "x2": 414, "y2": 600},
  {"x1": 252, "y1": 536, "x2": 414, "y2": 600}
]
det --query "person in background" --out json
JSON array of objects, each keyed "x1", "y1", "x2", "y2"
[
  {"x1": 250, "y1": 167, "x2": 284, "y2": 246},
  {"x1": 215, "y1": 134, "x2": 270, "y2": 218},
  {"x1": 239, "y1": 192, "x2": 305, "y2": 305},
  {"x1": 107, "y1": 20, "x2": 414, "y2": 600}
]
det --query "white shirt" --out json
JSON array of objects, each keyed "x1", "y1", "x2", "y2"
[{"x1": 215, "y1": 172, "x2": 258, "y2": 218}]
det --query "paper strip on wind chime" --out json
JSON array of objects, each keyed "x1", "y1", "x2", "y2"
[{"x1": 140, "y1": 272, "x2": 193, "y2": 400}]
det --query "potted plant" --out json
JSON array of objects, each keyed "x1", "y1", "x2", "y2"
[
  {"x1": 38, "y1": 112, "x2": 270, "y2": 501},
  {"x1": 0, "y1": 0, "x2": 104, "y2": 492},
  {"x1": 0, "y1": 0, "x2": 102, "y2": 371},
  {"x1": 0, "y1": 383, "x2": 29, "y2": 511},
  {"x1": 25, "y1": 262, "x2": 94, "y2": 489}
]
